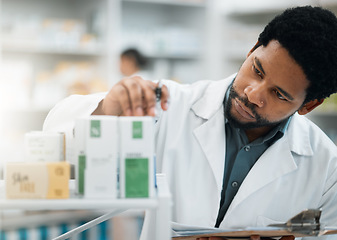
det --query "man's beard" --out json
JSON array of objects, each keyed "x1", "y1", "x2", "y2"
[{"x1": 224, "y1": 85, "x2": 287, "y2": 130}]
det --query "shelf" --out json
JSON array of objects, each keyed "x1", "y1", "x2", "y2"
[
  {"x1": 122, "y1": 0, "x2": 206, "y2": 7},
  {"x1": 225, "y1": 1, "x2": 319, "y2": 19},
  {"x1": 0, "y1": 180, "x2": 158, "y2": 211},
  {"x1": 0, "y1": 174, "x2": 172, "y2": 240},
  {"x1": 0, "y1": 198, "x2": 159, "y2": 211},
  {"x1": 146, "y1": 52, "x2": 201, "y2": 60},
  {"x1": 227, "y1": 7, "x2": 283, "y2": 18},
  {"x1": 2, "y1": 44, "x2": 105, "y2": 57}
]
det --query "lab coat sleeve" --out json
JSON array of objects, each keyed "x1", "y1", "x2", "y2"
[
  {"x1": 43, "y1": 92, "x2": 106, "y2": 134},
  {"x1": 43, "y1": 92, "x2": 106, "y2": 162}
]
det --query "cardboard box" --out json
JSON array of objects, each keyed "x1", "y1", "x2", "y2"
[
  {"x1": 119, "y1": 117, "x2": 156, "y2": 198},
  {"x1": 78, "y1": 116, "x2": 119, "y2": 198},
  {"x1": 5, "y1": 162, "x2": 70, "y2": 199},
  {"x1": 24, "y1": 131, "x2": 65, "y2": 162}
]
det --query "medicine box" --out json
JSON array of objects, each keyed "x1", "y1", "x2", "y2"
[
  {"x1": 5, "y1": 162, "x2": 70, "y2": 199},
  {"x1": 24, "y1": 131, "x2": 65, "y2": 162},
  {"x1": 119, "y1": 117, "x2": 155, "y2": 198},
  {"x1": 76, "y1": 116, "x2": 119, "y2": 198}
]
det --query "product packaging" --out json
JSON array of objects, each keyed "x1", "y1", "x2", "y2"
[
  {"x1": 119, "y1": 117, "x2": 155, "y2": 198},
  {"x1": 76, "y1": 116, "x2": 119, "y2": 198},
  {"x1": 5, "y1": 162, "x2": 70, "y2": 199},
  {"x1": 24, "y1": 131, "x2": 65, "y2": 162}
]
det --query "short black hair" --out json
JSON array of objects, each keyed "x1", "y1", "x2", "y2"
[
  {"x1": 256, "y1": 6, "x2": 337, "y2": 103},
  {"x1": 121, "y1": 48, "x2": 147, "y2": 68}
]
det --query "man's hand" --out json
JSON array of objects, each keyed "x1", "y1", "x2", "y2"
[
  {"x1": 196, "y1": 235, "x2": 295, "y2": 240},
  {"x1": 92, "y1": 76, "x2": 169, "y2": 116}
]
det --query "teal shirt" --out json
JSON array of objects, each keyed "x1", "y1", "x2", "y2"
[{"x1": 215, "y1": 86, "x2": 291, "y2": 227}]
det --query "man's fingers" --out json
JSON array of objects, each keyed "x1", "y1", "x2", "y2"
[
  {"x1": 103, "y1": 76, "x2": 169, "y2": 116},
  {"x1": 250, "y1": 235, "x2": 260, "y2": 240},
  {"x1": 160, "y1": 84, "x2": 170, "y2": 110},
  {"x1": 281, "y1": 236, "x2": 295, "y2": 240},
  {"x1": 249, "y1": 235, "x2": 294, "y2": 240},
  {"x1": 139, "y1": 80, "x2": 157, "y2": 116},
  {"x1": 121, "y1": 77, "x2": 144, "y2": 116},
  {"x1": 111, "y1": 83, "x2": 132, "y2": 116}
]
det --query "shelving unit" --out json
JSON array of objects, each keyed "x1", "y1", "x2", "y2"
[
  {"x1": 0, "y1": 175, "x2": 172, "y2": 240},
  {"x1": 120, "y1": 0, "x2": 208, "y2": 82},
  {"x1": 0, "y1": 0, "x2": 213, "y2": 166}
]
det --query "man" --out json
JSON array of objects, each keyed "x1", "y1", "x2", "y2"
[{"x1": 44, "y1": 6, "x2": 337, "y2": 240}]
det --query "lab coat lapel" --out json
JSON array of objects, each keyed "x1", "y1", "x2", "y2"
[
  {"x1": 227, "y1": 135, "x2": 297, "y2": 213},
  {"x1": 223, "y1": 114, "x2": 313, "y2": 222},
  {"x1": 191, "y1": 76, "x2": 234, "y2": 193},
  {"x1": 193, "y1": 109, "x2": 225, "y2": 193}
]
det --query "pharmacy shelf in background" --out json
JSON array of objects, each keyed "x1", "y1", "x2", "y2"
[
  {"x1": 2, "y1": 44, "x2": 105, "y2": 57},
  {"x1": 122, "y1": 0, "x2": 206, "y2": 7},
  {"x1": 224, "y1": 0, "x2": 318, "y2": 16},
  {"x1": 146, "y1": 52, "x2": 201, "y2": 60}
]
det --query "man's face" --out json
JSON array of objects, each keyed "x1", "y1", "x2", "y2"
[{"x1": 225, "y1": 40, "x2": 309, "y2": 130}]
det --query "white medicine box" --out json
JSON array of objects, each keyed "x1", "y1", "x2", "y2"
[
  {"x1": 75, "y1": 116, "x2": 119, "y2": 198},
  {"x1": 24, "y1": 131, "x2": 65, "y2": 162}
]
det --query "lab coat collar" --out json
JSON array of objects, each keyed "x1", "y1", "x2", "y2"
[
  {"x1": 191, "y1": 74, "x2": 236, "y2": 120},
  {"x1": 286, "y1": 113, "x2": 314, "y2": 156}
]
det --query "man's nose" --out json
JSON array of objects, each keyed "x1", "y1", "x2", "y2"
[{"x1": 243, "y1": 83, "x2": 266, "y2": 108}]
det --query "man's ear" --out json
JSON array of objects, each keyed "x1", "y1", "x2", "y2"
[
  {"x1": 247, "y1": 41, "x2": 261, "y2": 58},
  {"x1": 297, "y1": 99, "x2": 324, "y2": 115}
]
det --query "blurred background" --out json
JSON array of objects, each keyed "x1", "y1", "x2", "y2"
[{"x1": 0, "y1": 0, "x2": 337, "y2": 239}]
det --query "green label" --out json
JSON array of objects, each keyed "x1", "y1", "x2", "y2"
[
  {"x1": 90, "y1": 120, "x2": 101, "y2": 138},
  {"x1": 125, "y1": 158, "x2": 149, "y2": 198},
  {"x1": 78, "y1": 155, "x2": 86, "y2": 194},
  {"x1": 132, "y1": 121, "x2": 142, "y2": 139}
]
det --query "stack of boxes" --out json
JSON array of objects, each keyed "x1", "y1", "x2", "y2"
[
  {"x1": 5, "y1": 132, "x2": 70, "y2": 199},
  {"x1": 4, "y1": 116, "x2": 156, "y2": 200},
  {"x1": 75, "y1": 116, "x2": 156, "y2": 199}
]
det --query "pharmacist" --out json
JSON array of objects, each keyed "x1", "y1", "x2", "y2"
[{"x1": 44, "y1": 6, "x2": 337, "y2": 240}]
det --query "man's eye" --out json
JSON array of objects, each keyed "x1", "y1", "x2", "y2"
[
  {"x1": 253, "y1": 64, "x2": 263, "y2": 78},
  {"x1": 275, "y1": 90, "x2": 287, "y2": 101}
]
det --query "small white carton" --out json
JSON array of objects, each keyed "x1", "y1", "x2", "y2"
[
  {"x1": 24, "y1": 131, "x2": 65, "y2": 162},
  {"x1": 119, "y1": 117, "x2": 156, "y2": 198}
]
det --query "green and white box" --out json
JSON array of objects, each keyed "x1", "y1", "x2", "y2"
[
  {"x1": 83, "y1": 116, "x2": 119, "y2": 198},
  {"x1": 74, "y1": 118, "x2": 86, "y2": 195},
  {"x1": 119, "y1": 117, "x2": 155, "y2": 198}
]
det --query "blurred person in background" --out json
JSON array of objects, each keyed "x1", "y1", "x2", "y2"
[{"x1": 120, "y1": 48, "x2": 149, "y2": 78}]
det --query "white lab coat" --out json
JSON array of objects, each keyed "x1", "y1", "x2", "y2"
[{"x1": 44, "y1": 74, "x2": 337, "y2": 240}]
